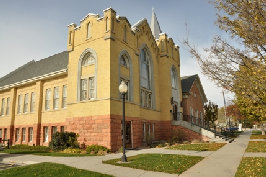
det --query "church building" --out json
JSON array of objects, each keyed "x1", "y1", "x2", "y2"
[{"x1": 0, "y1": 8, "x2": 207, "y2": 151}]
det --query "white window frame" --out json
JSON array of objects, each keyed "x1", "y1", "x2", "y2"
[
  {"x1": 80, "y1": 79, "x2": 88, "y2": 101},
  {"x1": 6, "y1": 97, "x2": 10, "y2": 115},
  {"x1": 30, "y1": 92, "x2": 35, "y2": 112},
  {"x1": 143, "y1": 123, "x2": 146, "y2": 142},
  {"x1": 45, "y1": 89, "x2": 51, "y2": 110},
  {"x1": 44, "y1": 127, "x2": 48, "y2": 142},
  {"x1": 1, "y1": 98, "x2": 5, "y2": 116},
  {"x1": 89, "y1": 77, "x2": 95, "y2": 99},
  {"x1": 23, "y1": 93, "x2": 29, "y2": 113},
  {"x1": 53, "y1": 87, "x2": 59, "y2": 110},
  {"x1": 17, "y1": 95, "x2": 22, "y2": 114},
  {"x1": 22, "y1": 128, "x2": 26, "y2": 142},
  {"x1": 29, "y1": 127, "x2": 33, "y2": 142},
  {"x1": 16, "y1": 128, "x2": 19, "y2": 142},
  {"x1": 62, "y1": 85, "x2": 67, "y2": 108}
]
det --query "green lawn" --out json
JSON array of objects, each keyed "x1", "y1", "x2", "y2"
[
  {"x1": 168, "y1": 143, "x2": 226, "y2": 151},
  {"x1": 103, "y1": 154, "x2": 203, "y2": 174},
  {"x1": 246, "y1": 141, "x2": 266, "y2": 152},
  {"x1": 235, "y1": 157, "x2": 266, "y2": 177},
  {"x1": 0, "y1": 162, "x2": 113, "y2": 177}
]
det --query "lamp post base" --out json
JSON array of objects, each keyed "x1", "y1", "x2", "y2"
[{"x1": 121, "y1": 154, "x2": 127, "y2": 162}]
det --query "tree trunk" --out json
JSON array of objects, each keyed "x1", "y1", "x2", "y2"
[{"x1": 261, "y1": 123, "x2": 265, "y2": 135}]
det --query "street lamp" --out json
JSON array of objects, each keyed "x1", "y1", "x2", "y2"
[{"x1": 119, "y1": 80, "x2": 128, "y2": 162}]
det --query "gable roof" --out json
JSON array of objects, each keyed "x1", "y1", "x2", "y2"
[
  {"x1": 181, "y1": 74, "x2": 198, "y2": 93},
  {"x1": 0, "y1": 51, "x2": 69, "y2": 88},
  {"x1": 181, "y1": 74, "x2": 207, "y2": 102}
]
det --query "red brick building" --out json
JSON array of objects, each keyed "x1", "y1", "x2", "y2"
[{"x1": 181, "y1": 75, "x2": 207, "y2": 126}]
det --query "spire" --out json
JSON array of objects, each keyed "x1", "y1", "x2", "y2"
[{"x1": 150, "y1": 8, "x2": 162, "y2": 39}]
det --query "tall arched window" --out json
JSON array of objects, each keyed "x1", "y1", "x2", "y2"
[
  {"x1": 87, "y1": 22, "x2": 91, "y2": 38},
  {"x1": 78, "y1": 49, "x2": 97, "y2": 102},
  {"x1": 171, "y1": 67, "x2": 177, "y2": 89},
  {"x1": 119, "y1": 50, "x2": 132, "y2": 101},
  {"x1": 69, "y1": 31, "x2": 72, "y2": 45},
  {"x1": 140, "y1": 48, "x2": 152, "y2": 108}
]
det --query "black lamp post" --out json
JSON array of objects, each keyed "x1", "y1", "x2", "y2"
[{"x1": 119, "y1": 81, "x2": 128, "y2": 162}]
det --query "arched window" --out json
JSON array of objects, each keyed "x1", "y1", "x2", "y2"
[
  {"x1": 119, "y1": 51, "x2": 132, "y2": 101},
  {"x1": 140, "y1": 48, "x2": 152, "y2": 108},
  {"x1": 87, "y1": 22, "x2": 91, "y2": 38},
  {"x1": 120, "y1": 54, "x2": 129, "y2": 68},
  {"x1": 171, "y1": 67, "x2": 177, "y2": 89},
  {"x1": 78, "y1": 49, "x2": 97, "y2": 102},
  {"x1": 140, "y1": 48, "x2": 151, "y2": 89},
  {"x1": 81, "y1": 52, "x2": 95, "y2": 66}
]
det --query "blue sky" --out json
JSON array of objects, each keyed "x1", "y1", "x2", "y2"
[{"x1": 0, "y1": 0, "x2": 233, "y2": 107}]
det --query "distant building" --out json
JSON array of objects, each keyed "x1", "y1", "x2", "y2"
[{"x1": 181, "y1": 74, "x2": 207, "y2": 126}]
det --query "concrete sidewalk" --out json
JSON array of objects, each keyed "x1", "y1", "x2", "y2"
[
  {"x1": 0, "y1": 131, "x2": 255, "y2": 177},
  {"x1": 179, "y1": 131, "x2": 251, "y2": 177}
]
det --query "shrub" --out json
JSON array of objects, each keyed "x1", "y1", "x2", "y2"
[
  {"x1": 169, "y1": 129, "x2": 187, "y2": 144},
  {"x1": 10, "y1": 144, "x2": 50, "y2": 151},
  {"x1": 86, "y1": 144, "x2": 110, "y2": 155},
  {"x1": 62, "y1": 148, "x2": 82, "y2": 154},
  {"x1": 49, "y1": 132, "x2": 79, "y2": 151}
]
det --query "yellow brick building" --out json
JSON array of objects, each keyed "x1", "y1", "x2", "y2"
[{"x1": 0, "y1": 8, "x2": 185, "y2": 151}]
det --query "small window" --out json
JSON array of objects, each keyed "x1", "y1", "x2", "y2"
[
  {"x1": 52, "y1": 126, "x2": 57, "y2": 135},
  {"x1": 30, "y1": 92, "x2": 35, "y2": 112},
  {"x1": 1, "y1": 98, "x2": 5, "y2": 116},
  {"x1": 60, "y1": 126, "x2": 64, "y2": 132},
  {"x1": 89, "y1": 77, "x2": 95, "y2": 99},
  {"x1": 22, "y1": 128, "x2": 26, "y2": 142},
  {"x1": 45, "y1": 89, "x2": 51, "y2": 110},
  {"x1": 53, "y1": 87, "x2": 59, "y2": 109},
  {"x1": 4, "y1": 128, "x2": 7, "y2": 139},
  {"x1": 62, "y1": 85, "x2": 67, "y2": 108},
  {"x1": 29, "y1": 127, "x2": 33, "y2": 142},
  {"x1": 87, "y1": 22, "x2": 91, "y2": 38},
  {"x1": 0, "y1": 129, "x2": 2, "y2": 139},
  {"x1": 17, "y1": 95, "x2": 22, "y2": 114},
  {"x1": 143, "y1": 123, "x2": 146, "y2": 142},
  {"x1": 15, "y1": 128, "x2": 19, "y2": 142},
  {"x1": 44, "y1": 127, "x2": 48, "y2": 142},
  {"x1": 6, "y1": 97, "x2": 10, "y2": 115},
  {"x1": 80, "y1": 79, "x2": 88, "y2": 101},
  {"x1": 23, "y1": 93, "x2": 29, "y2": 113}
]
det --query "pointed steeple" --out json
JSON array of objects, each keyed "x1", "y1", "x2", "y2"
[{"x1": 150, "y1": 8, "x2": 162, "y2": 39}]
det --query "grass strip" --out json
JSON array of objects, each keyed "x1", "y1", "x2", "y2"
[
  {"x1": 168, "y1": 143, "x2": 226, "y2": 151},
  {"x1": 246, "y1": 141, "x2": 266, "y2": 152},
  {"x1": 103, "y1": 153, "x2": 203, "y2": 174},
  {"x1": 235, "y1": 157, "x2": 266, "y2": 177},
  {"x1": 0, "y1": 162, "x2": 113, "y2": 177}
]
